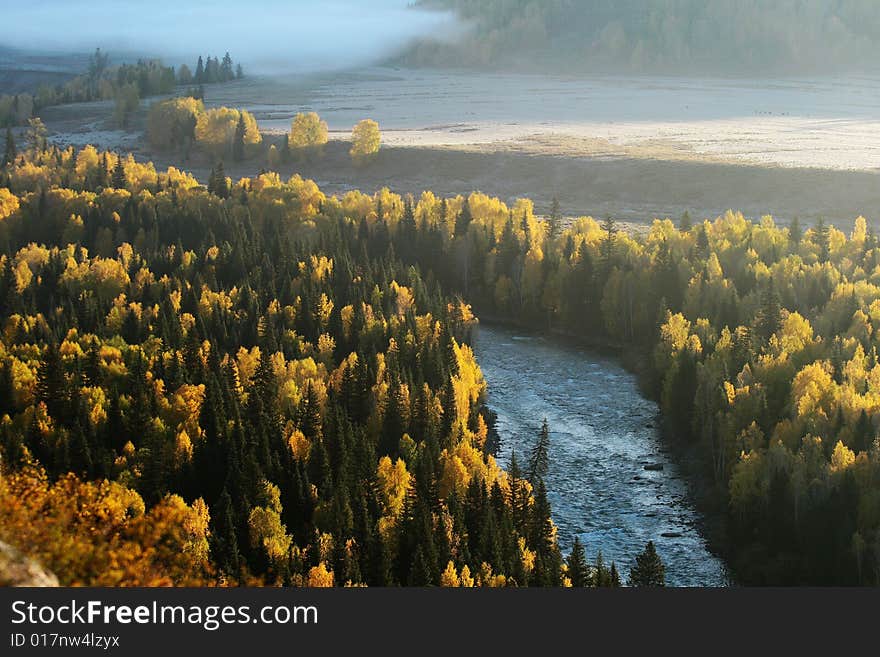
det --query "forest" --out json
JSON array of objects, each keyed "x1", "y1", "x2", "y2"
[
  {"x1": 409, "y1": 0, "x2": 880, "y2": 74},
  {"x1": 376, "y1": 194, "x2": 880, "y2": 585},
  {"x1": 3, "y1": 99, "x2": 879, "y2": 584},
  {"x1": 0, "y1": 50, "x2": 242, "y2": 129},
  {"x1": 0, "y1": 130, "x2": 684, "y2": 587}
]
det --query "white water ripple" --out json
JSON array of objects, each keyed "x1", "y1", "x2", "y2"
[{"x1": 473, "y1": 324, "x2": 729, "y2": 587}]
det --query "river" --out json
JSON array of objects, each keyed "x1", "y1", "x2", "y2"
[{"x1": 472, "y1": 323, "x2": 729, "y2": 587}]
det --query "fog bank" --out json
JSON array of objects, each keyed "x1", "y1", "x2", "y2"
[{"x1": 2, "y1": 0, "x2": 458, "y2": 73}]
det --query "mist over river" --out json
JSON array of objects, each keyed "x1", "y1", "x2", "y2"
[{"x1": 472, "y1": 324, "x2": 729, "y2": 587}]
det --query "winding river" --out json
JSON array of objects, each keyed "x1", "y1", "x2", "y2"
[{"x1": 472, "y1": 323, "x2": 729, "y2": 587}]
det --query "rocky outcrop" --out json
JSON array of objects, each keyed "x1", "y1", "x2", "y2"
[{"x1": 0, "y1": 540, "x2": 58, "y2": 587}]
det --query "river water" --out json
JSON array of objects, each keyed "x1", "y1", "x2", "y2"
[{"x1": 472, "y1": 323, "x2": 729, "y2": 587}]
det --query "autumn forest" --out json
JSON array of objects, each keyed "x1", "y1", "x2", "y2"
[{"x1": 2, "y1": 3, "x2": 880, "y2": 588}]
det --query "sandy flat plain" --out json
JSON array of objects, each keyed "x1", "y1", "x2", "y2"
[{"x1": 37, "y1": 67, "x2": 880, "y2": 226}]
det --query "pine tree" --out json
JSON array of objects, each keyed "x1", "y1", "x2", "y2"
[
  {"x1": 215, "y1": 162, "x2": 229, "y2": 199},
  {"x1": 547, "y1": 197, "x2": 562, "y2": 243},
  {"x1": 3, "y1": 127, "x2": 15, "y2": 167},
  {"x1": 755, "y1": 281, "x2": 782, "y2": 343},
  {"x1": 815, "y1": 218, "x2": 830, "y2": 262},
  {"x1": 628, "y1": 541, "x2": 666, "y2": 587},
  {"x1": 195, "y1": 56, "x2": 205, "y2": 83},
  {"x1": 454, "y1": 199, "x2": 472, "y2": 238},
  {"x1": 221, "y1": 52, "x2": 234, "y2": 81},
  {"x1": 594, "y1": 550, "x2": 609, "y2": 587},
  {"x1": 528, "y1": 418, "x2": 550, "y2": 482},
  {"x1": 600, "y1": 215, "x2": 617, "y2": 271},
  {"x1": 678, "y1": 211, "x2": 692, "y2": 232},
  {"x1": 789, "y1": 216, "x2": 802, "y2": 246},
  {"x1": 233, "y1": 114, "x2": 246, "y2": 162},
  {"x1": 609, "y1": 562, "x2": 621, "y2": 587},
  {"x1": 36, "y1": 342, "x2": 66, "y2": 422},
  {"x1": 567, "y1": 536, "x2": 589, "y2": 586},
  {"x1": 111, "y1": 155, "x2": 126, "y2": 189},
  {"x1": 212, "y1": 488, "x2": 242, "y2": 578}
]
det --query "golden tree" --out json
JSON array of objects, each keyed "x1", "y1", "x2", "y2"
[
  {"x1": 289, "y1": 112, "x2": 329, "y2": 158},
  {"x1": 350, "y1": 119, "x2": 381, "y2": 165}
]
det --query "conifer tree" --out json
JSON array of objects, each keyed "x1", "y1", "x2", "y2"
[
  {"x1": 609, "y1": 562, "x2": 621, "y2": 587},
  {"x1": 789, "y1": 216, "x2": 802, "y2": 246},
  {"x1": 215, "y1": 162, "x2": 229, "y2": 199},
  {"x1": 600, "y1": 215, "x2": 617, "y2": 271},
  {"x1": 567, "y1": 536, "x2": 589, "y2": 586},
  {"x1": 628, "y1": 541, "x2": 665, "y2": 587},
  {"x1": 233, "y1": 114, "x2": 246, "y2": 162},
  {"x1": 111, "y1": 155, "x2": 126, "y2": 189},
  {"x1": 679, "y1": 211, "x2": 692, "y2": 232},
  {"x1": 454, "y1": 199, "x2": 473, "y2": 238},
  {"x1": 815, "y1": 217, "x2": 830, "y2": 262},
  {"x1": 547, "y1": 197, "x2": 562, "y2": 243},
  {"x1": 195, "y1": 56, "x2": 205, "y2": 83},
  {"x1": 3, "y1": 127, "x2": 15, "y2": 167},
  {"x1": 528, "y1": 418, "x2": 550, "y2": 482}
]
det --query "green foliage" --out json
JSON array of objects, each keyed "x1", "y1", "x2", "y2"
[
  {"x1": 374, "y1": 188, "x2": 880, "y2": 584},
  {"x1": 528, "y1": 418, "x2": 550, "y2": 482},
  {"x1": 0, "y1": 50, "x2": 240, "y2": 129},
  {"x1": 629, "y1": 541, "x2": 665, "y2": 587},
  {"x1": 0, "y1": 144, "x2": 596, "y2": 588}
]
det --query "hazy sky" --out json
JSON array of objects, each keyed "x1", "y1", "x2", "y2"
[{"x1": 3, "y1": 0, "x2": 458, "y2": 73}]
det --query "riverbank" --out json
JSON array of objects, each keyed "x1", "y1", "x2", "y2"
[
  {"x1": 470, "y1": 312, "x2": 735, "y2": 584},
  {"x1": 472, "y1": 321, "x2": 729, "y2": 585}
]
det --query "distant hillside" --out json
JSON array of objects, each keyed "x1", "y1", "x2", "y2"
[{"x1": 403, "y1": 0, "x2": 880, "y2": 74}]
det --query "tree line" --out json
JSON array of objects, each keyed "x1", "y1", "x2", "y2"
[
  {"x1": 409, "y1": 0, "x2": 880, "y2": 75},
  {"x1": 148, "y1": 101, "x2": 381, "y2": 169},
  {"x1": 0, "y1": 49, "x2": 244, "y2": 129}
]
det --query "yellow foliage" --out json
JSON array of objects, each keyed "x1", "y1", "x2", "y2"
[
  {"x1": 248, "y1": 481, "x2": 292, "y2": 568},
  {"x1": 307, "y1": 562, "x2": 335, "y2": 588},
  {"x1": 285, "y1": 423, "x2": 311, "y2": 460},
  {"x1": 376, "y1": 456, "x2": 411, "y2": 518},
  {"x1": 350, "y1": 119, "x2": 381, "y2": 163},
  {"x1": 195, "y1": 107, "x2": 261, "y2": 158},
  {"x1": 290, "y1": 112, "x2": 329, "y2": 152},
  {"x1": 0, "y1": 187, "x2": 19, "y2": 221},
  {"x1": 440, "y1": 561, "x2": 460, "y2": 587},
  {"x1": 459, "y1": 564, "x2": 475, "y2": 587},
  {"x1": 830, "y1": 440, "x2": 856, "y2": 473},
  {"x1": 0, "y1": 466, "x2": 213, "y2": 586}
]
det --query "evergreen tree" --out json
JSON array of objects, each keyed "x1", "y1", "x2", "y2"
[
  {"x1": 789, "y1": 216, "x2": 802, "y2": 246},
  {"x1": 35, "y1": 342, "x2": 66, "y2": 422},
  {"x1": 215, "y1": 162, "x2": 229, "y2": 199},
  {"x1": 233, "y1": 114, "x2": 246, "y2": 162},
  {"x1": 111, "y1": 155, "x2": 126, "y2": 189},
  {"x1": 755, "y1": 281, "x2": 782, "y2": 343},
  {"x1": 566, "y1": 536, "x2": 589, "y2": 586},
  {"x1": 195, "y1": 56, "x2": 205, "y2": 83},
  {"x1": 454, "y1": 199, "x2": 473, "y2": 238},
  {"x1": 679, "y1": 211, "x2": 692, "y2": 232},
  {"x1": 609, "y1": 562, "x2": 621, "y2": 587},
  {"x1": 815, "y1": 217, "x2": 830, "y2": 262},
  {"x1": 547, "y1": 197, "x2": 562, "y2": 243},
  {"x1": 3, "y1": 127, "x2": 15, "y2": 167},
  {"x1": 600, "y1": 215, "x2": 617, "y2": 271},
  {"x1": 628, "y1": 541, "x2": 666, "y2": 587},
  {"x1": 528, "y1": 418, "x2": 550, "y2": 482}
]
